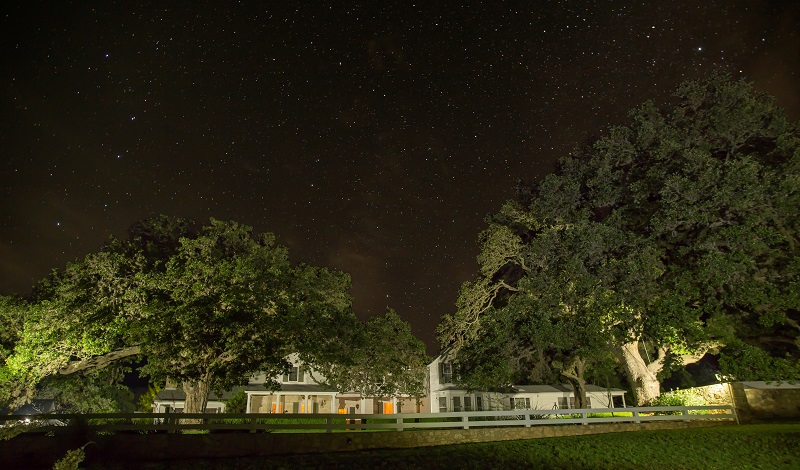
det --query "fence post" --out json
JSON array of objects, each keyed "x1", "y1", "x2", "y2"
[
  {"x1": 462, "y1": 415, "x2": 469, "y2": 430},
  {"x1": 396, "y1": 417, "x2": 404, "y2": 432},
  {"x1": 249, "y1": 415, "x2": 257, "y2": 433},
  {"x1": 682, "y1": 407, "x2": 690, "y2": 422},
  {"x1": 581, "y1": 410, "x2": 588, "y2": 425},
  {"x1": 70, "y1": 414, "x2": 89, "y2": 440},
  {"x1": 633, "y1": 410, "x2": 641, "y2": 424},
  {"x1": 326, "y1": 416, "x2": 333, "y2": 433}
]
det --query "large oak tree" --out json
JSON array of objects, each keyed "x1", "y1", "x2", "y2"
[
  {"x1": 1, "y1": 216, "x2": 355, "y2": 413},
  {"x1": 310, "y1": 309, "x2": 429, "y2": 402},
  {"x1": 439, "y1": 74, "x2": 800, "y2": 405}
]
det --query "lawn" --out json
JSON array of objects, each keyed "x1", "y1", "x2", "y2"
[{"x1": 96, "y1": 423, "x2": 800, "y2": 469}]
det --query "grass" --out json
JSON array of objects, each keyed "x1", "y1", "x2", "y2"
[{"x1": 120, "y1": 423, "x2": 800, "y2": 469}]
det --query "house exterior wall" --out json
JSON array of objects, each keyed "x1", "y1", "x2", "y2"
[
  {"x1": 242, "y1": 355, "x2": 424, "y2": 415},
  {"x1": 155, "y1": 352, "x2": 408, "y2": 415},
  {"x1": 153, "y1": 398, "x2": 227, "y2": 414},
  {"x1": 426, "y1": 353, "x2": 627, "y2": 412}
]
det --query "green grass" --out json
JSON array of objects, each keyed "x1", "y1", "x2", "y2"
[{"x1": 125, "y1": 423, "x2": 800, "y2": 469}]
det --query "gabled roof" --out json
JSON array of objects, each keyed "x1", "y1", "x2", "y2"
[
  {"x1": 155, "y1": 383, "x2": 340, "y2": 402},
  {"x1": 499, "y1": 384, "x2": 626, "y2": 395},
  {"x1": 243, "y1": 383, "x2": 338, "y2": 394},
  {"x1": 511, "y1": 385, "x2": 568, "y2": 394}
]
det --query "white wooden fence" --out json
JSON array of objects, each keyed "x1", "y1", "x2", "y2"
[{"x1": 1, "y1": 405, "x2": 735, "y2": 434}]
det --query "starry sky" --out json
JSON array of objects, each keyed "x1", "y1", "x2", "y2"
[{"x1": 1, "y1": 1, "x2": 798, "y2": 353}]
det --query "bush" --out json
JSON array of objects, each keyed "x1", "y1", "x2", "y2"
[
  {"x1": 137, "y1": 385, "x2": 162, "y2": 412},
  {"x1": 223, "y1": 388, "x2": 247, "y2": 414},
  {"x1": 648, "y1": 394, "x2": 685, "y2": 416},
  {"x1": 648, "y1": 394, "x2": 685, "y2": 407}
]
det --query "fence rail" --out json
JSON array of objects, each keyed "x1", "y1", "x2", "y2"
[{"x1": 1, "y1": 405, "x2": 735, "y2": 435}]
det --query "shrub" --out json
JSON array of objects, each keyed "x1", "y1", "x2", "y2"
[{"x1": 223, "y1": 387, "x2": 247, "y2": 413}]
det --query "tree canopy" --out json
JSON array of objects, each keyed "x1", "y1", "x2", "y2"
[
  {"x1": 310, "y1": 308, "x2": 429, "y2": 400},
  {"x1": 438, "y1": 74, "x2": 800, "y2": 405},
  {"x1": 1, "y1": 217, "x2": 356, "y2": 413}
]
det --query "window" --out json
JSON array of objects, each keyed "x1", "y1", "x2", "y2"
[
  {"x1": 452, "y1": 397, "x2": 462, "y2": 412},
  {"x1": 464, "y1": 396, "x2": 472, "y2": 411},
  {"x1": 283, "y1": 366, "x2": 304, "y2": 383},
  {"x1": 475, "y1": 396, "x2": 483, "y2": 411},
  {"x1": 440, "y1": 362, "x2": 453, "y2": 384},
  {"x1": 438, "y1": 397, "x2": 448, "y2": 412},
  {"x1": 558, "y1": 397, "x2": 570, "y2": 409},
  {"x1": 512, "y1": 398, "x2": 531, "y2": 410}
]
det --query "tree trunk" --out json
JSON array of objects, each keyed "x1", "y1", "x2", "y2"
[
  {"x1": 560, "y1": 357, "x2": 588, "y2": 409},
  {"x1": 618, "y1": 341, "x2": 661, "y2": 405},
  {"x1": 181, "y1": 374, "x2": 211, "y2": 425},
  {"x1": 567, "y1": 377, "x2": 588, "y2": 409}
]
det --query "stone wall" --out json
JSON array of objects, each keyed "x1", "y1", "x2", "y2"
[
  {"x1": 1, "y1": 420, "x2": 729, "y2": 468},
  {"x1": 731, "y1": 382, "x2": 800, "y2": 423}
]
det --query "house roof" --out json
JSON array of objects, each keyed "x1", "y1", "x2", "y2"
[
  {"x1": 156, "y1": 383, "x2": 340, "y2": 402},
  {"x1": 511, "y1": 385, "x2": 567, "y2": 394},
  {"x1": 243, "y1": 383, "x2": 338, "y2": 394},
  {"x1": 508, "y1": 384, "x2": 626, "y2": 395},
  {"x1": 156, "y1": 386, "x2": 249, "y2": 402}
]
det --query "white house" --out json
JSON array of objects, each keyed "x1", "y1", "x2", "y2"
[
  {"x1": 154, "y1": 354, "x2": 420, "y2": 415},
  {"x1": 428, "y1": 354, "x2": 627, "y2": 412},
  {"x1": 153, "y1": 387, "x2": 231, "y2": 414}
]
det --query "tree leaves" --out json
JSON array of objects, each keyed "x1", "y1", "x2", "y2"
[
  {"x1": 0, "y1": 216, "x2": 356, "y2": 411},
  {"x1": 441, "y1": 74, "x2": 800, "y2": 405}
]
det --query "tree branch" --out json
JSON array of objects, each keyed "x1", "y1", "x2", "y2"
[
  {"x1": 679, "y1": 342, "x2": 721, "y2": 366},
  {"x1": 646, "y1": 346, "x2": 668, "y2": 374},
  {"x1": 57, "y1": 346, "x2": 141, "y2": 375}
]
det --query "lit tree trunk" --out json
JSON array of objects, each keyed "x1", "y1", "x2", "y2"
[
  {"x1": 618, "y1": 341, "x2": 661, "y2": 406},
  {"x1": 560, "y1": 356, "x2": 588, "y2": 409},
  {"x1": 181, "y1": 373, "x2": 211, "y2": 424}
]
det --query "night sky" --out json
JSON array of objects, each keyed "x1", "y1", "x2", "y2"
[{"x1": 2, "y1": 1, "x2": 798, "y2": 353}]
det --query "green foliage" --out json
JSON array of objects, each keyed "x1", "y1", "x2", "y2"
[
  {"x1": 38, "y1": 366, "x2": 136, "y2": 413},
  {"x1": 223, "y1": 387, "x2": 247, "y2": 414},
  {"x1": 648, "y1": 394, "x2": 687, "y2": 407},
  {"x1": 137, "y1": 384, "x2": 162, "y2": 412},
  {"x1": 1, "y1": 216, "x2": 356, "y2": 412},
  {"x1": 312, "y1": 308, "x2": 429, "y2": 399},
  {"x1": 719, "y1": 343, "x2": 800, "y2": 382},
  {"x1": 0, "y1": 296, "x2": 25, "y2": 361},
  {"x1": 0, "y1": 421, "x2": 31, "y2": 441},
  {"x1": 52, "y1": 443, "x2": 91, "y2": 470},
  {"x1": 438, "y1": 74, "x2": 800, "y2": 404}
]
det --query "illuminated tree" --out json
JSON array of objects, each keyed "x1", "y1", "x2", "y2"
[
  {"x1": 311, "y1": 309, "x2": 429, "y2": 401},
  {"x1": 1, "y1": 217, "x2": 355, "y2": 413},
  {"x1": 439, "y1": 74, "x2": 800, "y2": 405}
]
